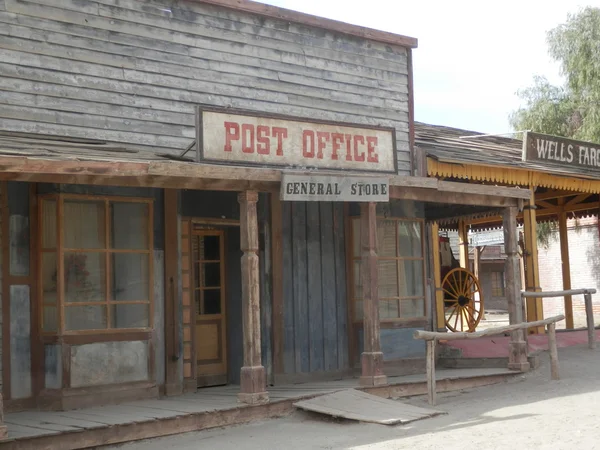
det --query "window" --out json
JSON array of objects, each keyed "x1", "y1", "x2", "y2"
[
  {"x1": 40, "y1": 195, "x2": 153, "y2": 333},
  {"x1": 352, "y1": 217, "x2": 426, "y2": 322},
  {"x1": 491, "y1": 271, "x2": 505, "y2": 297}
]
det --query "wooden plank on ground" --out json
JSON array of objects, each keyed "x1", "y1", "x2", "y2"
[{"x1": 293, "y1": 389, "x2": 445, "y2": 425}]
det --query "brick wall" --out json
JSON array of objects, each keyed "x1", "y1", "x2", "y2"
[{"x1": 538, "y1": 217, "x2": 600, "y2": 329}]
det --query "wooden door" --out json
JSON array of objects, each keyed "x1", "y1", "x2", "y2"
[{"x1": 192, "y1": 230, "x2": 227, "y2": 387}]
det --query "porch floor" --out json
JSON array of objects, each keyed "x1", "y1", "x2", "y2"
[{"x1": 1, "y1": 367, "x2": 517, "y2": 449}]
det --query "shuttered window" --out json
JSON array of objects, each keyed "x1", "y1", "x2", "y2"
[{"x1": 351, "y1": 217, "x2": 426, "y2": 322}]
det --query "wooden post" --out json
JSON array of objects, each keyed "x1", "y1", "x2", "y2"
[
  {"x1": 584, "y1": 292, "x2": 596, "y2": 349},
  {"x1": 0, "y1": 396, "x2": 6, "y2": 439},
  {"x1": 458, "y1": 219, "x2": 469, "y2": 269},
  {"x1": 503, "y1": 206, "x2": 530, "y2": 372},
  {"x1": 558, "y1": 203, "x2": 574, "y2": 329},
  {"x1": 164, "y1": 189, "x2": 183, "y2": 396},
  {"x1": 473, "y1": 246, "x2": 483, "y2": 320},
  {"x1": 547, "y1": 322, "x2": 559, "y2": 380},
  {"x1": 238, "y1": 191, "x2": 268, "y2": 404},
  {"x1": 426, "y1": 340, "x2": 436, "y2": 406},
  {"x1": 523, "y1": 188, "x2": 544, "y2": 333},
  {"x1": 359, "y1": 202, "x2": 387, "y2": 387},
  {"x1": 431, "y1": 223, "x2": 445, "y2": 331}
]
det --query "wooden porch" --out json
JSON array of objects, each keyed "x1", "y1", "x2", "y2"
[{"x1": 0, "y1": 367, "x2": 518, "y2": 449}]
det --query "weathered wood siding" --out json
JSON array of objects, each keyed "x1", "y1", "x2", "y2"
[
  {"x1": 0, "y1": 0, "x2": 411, "y2": 173},
  {"x1": 282, "y1": 202, "x2": 348, "y2": 375}
]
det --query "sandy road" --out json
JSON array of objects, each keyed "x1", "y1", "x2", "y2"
[{"x1": 110, "y1": 344, "x2": 600, "y2": 450}]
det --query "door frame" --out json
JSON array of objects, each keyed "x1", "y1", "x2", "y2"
[{"x1": 189, "y1": 222, "x2": 233, "y2": 388}]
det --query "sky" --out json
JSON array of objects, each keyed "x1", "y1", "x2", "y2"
[{"x1": 262, "y1": 0, "x2": 597, "y2": 135}]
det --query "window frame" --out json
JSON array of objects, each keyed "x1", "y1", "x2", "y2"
[
  {"x1": 490, "y1": 270, "x2": 505, "y2": 298},
  {"x1": 38, "y1": 193, "x2": 154, "y2": 335},
  {"x1": 350, "y1": 215, "x2": 427, "y2": 325}
]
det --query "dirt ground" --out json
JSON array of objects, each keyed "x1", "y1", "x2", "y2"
[{"x1": 110, "y1": 344, "x2": 600, "y2": 450}]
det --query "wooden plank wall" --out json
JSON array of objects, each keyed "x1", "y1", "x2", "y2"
[
  {"x1": 281, "y1": 201, "x2": 348, "y2": 376},
  {"x1": 0, "y1": 0, "x2": 411, "y2": 172}
]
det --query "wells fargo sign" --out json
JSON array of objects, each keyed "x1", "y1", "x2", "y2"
[
  {"x1": 196, "y1": 107, "x2": 396, "y2": 173},
  {"x1": 281, "y1": 173, "x2": 389, "y2": 202},
  {"x1": 523, "y1": 131, "x2": 600, "y2": 172}
]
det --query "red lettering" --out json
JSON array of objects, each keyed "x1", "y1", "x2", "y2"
[
  {"x1": 316, "y1": 132, "x2": 330, "y2": 160},
  {"x1": 345, "y1": 134, "x2": 353, "y2": 161},
  {"x1": 366, "y1": 136, "x2": 379, "y2": 163},
  {"x1": 224, "y1": 121, "x2": 240, "y2": 152},
  {"x1": 257, "y1": 125, "x2": 270, "y2": 155},
  {"x1": 241, "y1": 123, "x2": 254, "y2": 153},
  {"x1": 331, "y1": 133, "x2": 343, "y2": 160},
  {"x1": 303, "y1": 130, "x2": 315, "y2": 158},
  {"x1": 353, "y1": 135, "x2": 365, "y2": 162},
  {"x1": 272, "y1": 127, "x2": 287, "y2": 156}
]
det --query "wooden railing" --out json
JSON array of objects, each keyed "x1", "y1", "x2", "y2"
[
  {"x1": 413, "y1": 315, "x2": 565, "y2": 406},
  {"x1": 522, "y1": 289, "x2": 597, "y2": 350}
]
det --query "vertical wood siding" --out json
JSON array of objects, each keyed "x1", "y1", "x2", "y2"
[
  {"x1": 282, "y1": 201, "x2": 348, "y2": 375},
  {"x1": 0, "y1": 0, "x2": 411, "y2": 173}
]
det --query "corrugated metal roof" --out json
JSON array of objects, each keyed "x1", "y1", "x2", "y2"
[{"x1": 416, "y1": 122, "x2": 599, "y2": 181}]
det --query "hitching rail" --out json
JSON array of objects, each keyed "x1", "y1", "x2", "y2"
[
  {"x1": 522, "y1": 288, "x2": 597, "y2": 350},
  {"x1": 413, "y1": 315, "x2": 565, "y2": 406}
]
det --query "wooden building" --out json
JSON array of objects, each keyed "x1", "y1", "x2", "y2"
[
  {"x1": 0, "y1": 0, "x2": 531, "y2": 434},
  {"x1": 417, "y1": 122, "x2": 600, "y2": 333}
]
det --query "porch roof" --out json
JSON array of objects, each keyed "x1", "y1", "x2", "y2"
[
  {"x1": 0, "y1": 131, "x2": 531, "y2": 220},
  {"x1": 417, "y1": 122, "x2": 600, "y2": 193}
]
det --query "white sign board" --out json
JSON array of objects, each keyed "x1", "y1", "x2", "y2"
[
  {"x1": 469, "y1": 230, "x2": 505, "y2": 247},
  {"x1": 281, "y1": 173, "x2": 389, "y2": 202},
  {"x1": 197, "y1": 108, "x2": 396, "y2": 173}
]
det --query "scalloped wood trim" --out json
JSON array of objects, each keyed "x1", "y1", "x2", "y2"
[{"x1": 427, "y1": 159, "x2": 600, "y2": 193}]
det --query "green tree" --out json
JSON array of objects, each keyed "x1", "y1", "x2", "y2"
[{"x1": 510, "y1": 7, "x2": 600, "y2": 142}]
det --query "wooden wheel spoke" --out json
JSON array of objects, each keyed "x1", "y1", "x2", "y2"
[
  {"x1": 451, "y1": 271, "x2": 461, "y2": 294},
  {"x1": 465, "y1": 277, "x2": 475, "y2": 293},
  {"x1": 446, "y1": 306, "x2": 457, "y2": 323},
  {"x1": 462, "y1": 272, "x2": 471, "y2": 294},
  {"x1": 464, "y1": 303, "x2": 477, "y2": 319},
  {"x1": 443, "y1": 287, "x2": 459, "y2": 299},
  {"x1": 445, "y1": 302, "x2": 458, "y2": 312}
]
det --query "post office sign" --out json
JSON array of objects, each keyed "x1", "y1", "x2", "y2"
[{"x1": 197, "y1": 107, "x2": 397, "y2": 174}]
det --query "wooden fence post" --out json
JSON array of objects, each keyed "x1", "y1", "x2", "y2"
[
  {"x1": 426, "y1": 340, "x2": 436, "y2": 406},
  {"x1": 584, "y1": 292, "x2": 596, "y2": 349},
  {"x1": 547, "y1": 322, "x2": 559, "y2": 380}
]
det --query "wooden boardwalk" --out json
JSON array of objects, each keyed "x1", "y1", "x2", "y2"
[{"x1": 0, "y1": 368, "x2": 517, "y2": 449}]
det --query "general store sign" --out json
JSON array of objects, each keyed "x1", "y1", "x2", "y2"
[
  {"x1": 522, "y1": 131, "x2": 600, "y2": 173},
  {"x1": 280, "y1": 173, "x2": 389, "y2": 202},
  {"x1": 196, "y1": 107, "x2": 396, "y2": 173}
]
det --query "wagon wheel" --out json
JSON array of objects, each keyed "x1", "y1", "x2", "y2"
[{"x1": 442, "y1": 268, "x2": 483, "y2": 332}]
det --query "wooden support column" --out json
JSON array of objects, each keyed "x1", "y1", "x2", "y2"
[
  {"x1": 238, "y1": 191, "x2": 268, "y2": 404},
  {"x1": 431, "y1": 222, "x2": 445, "y2": 331},
  {"x1": 359, "y1": 202, "x2": 387, "y2": 387},
  {"x1": 164, "y1": 189, "x2": 183, "y2": 396},
  {"x1": 523, "y1": 188, "x2": 544, "y2": 333},
  {"x1": 558, "y1": 200, "x2": 574, "y2": 329},
  {"x1": 503, "y1": 206, "x2": 530, "y2": 371},
  {"x1": 457, "y1": 220, "x2": 469, "y2": 269},
  {"x1": 473, "y1": 246, "x2": 484, "y2": 320}
]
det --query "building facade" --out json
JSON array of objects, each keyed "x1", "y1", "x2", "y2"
[{"x1": 0, "y1": 0, "x2": 530, "y2": 431}]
